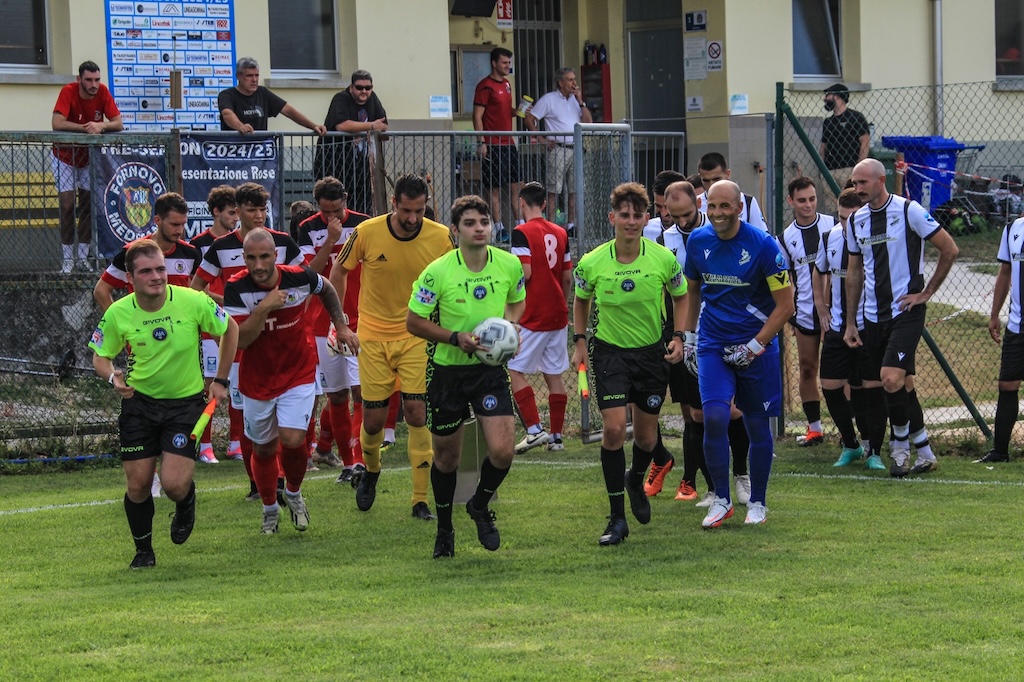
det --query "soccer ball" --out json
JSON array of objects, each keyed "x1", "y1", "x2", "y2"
[{"x1": 472, "y1": 317, "x2": 519, "y2": 366}]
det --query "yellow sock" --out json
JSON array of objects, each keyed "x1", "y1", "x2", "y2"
[
  {"x1": 407, "y1": 424, "x2": 433, "y2": 505},
  {"x1": 360, "y1": 424, "x2": 384, "y2": 473}
]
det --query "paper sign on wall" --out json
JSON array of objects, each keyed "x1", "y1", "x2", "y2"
[
  {"x1": 684, "y1": 37, "x2": 707, "y2": 81},
  {"x1": 430, "y1": 95, "x2": 453, "y2": 119}
]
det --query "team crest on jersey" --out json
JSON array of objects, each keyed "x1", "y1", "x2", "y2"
[
  {"x1": 415, "y1": 286, "x2": 437, "y2": 305},
  {"x1": 482, "y1": 394, "x2": 498, "y2": 411},
  {"x1": 91, "y1": 327, "x2": 104, "y2": 346},
  {"x1": 285, "y1": 291, "x2": 300, "y2": 306},
  {"x1": 775, "y1": 253, "x2": 785, "y2": 269},
  {"x1": 103, "y1": 161, "x2": 168, "y2": 245},
  {"x1": 473, "y1": 285, "x2": 487, "y2": 300},
  {"x1": 739, "y1": 249, "x2": 751, "y2": 265},
  {"x1": 214, "y1": 304, "x2": 227, "y2": 321},
  {"x1": 621, "y1": 279, "x2": 635, "y2": 292},
  {"x1": 573, "y1": 272, "x2": 588, "y2": 290},
  {"x1": 670, "y1": 270, "x2": 682, "y2": 288},
  {"x1": 517, "y1": 276, "x2": 525, "y2": 292},
  {"x1": 152, "y1": 327, "x2": 168, "y2": 341},
  {"x1": 172, "y1": 433, "x2": 187, "y2": 449}
]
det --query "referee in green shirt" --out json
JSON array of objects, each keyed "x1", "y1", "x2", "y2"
[
  {"x1": 89, "y1": 239, "x2": 238, "y2": 569},
  {"x1": 572, "y1": 182, "x2": 687, "y2": 547},
  {"x1": 407, "y1": 195, "x2": 526, "y2": 559}
]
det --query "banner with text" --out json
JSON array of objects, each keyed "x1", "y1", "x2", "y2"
[
  {"x1": 91, "y1": 144, "x2": 169, "y2": 258},
  {"x1": 180, "y1": 133, "x2": 282, "y2": 239}
]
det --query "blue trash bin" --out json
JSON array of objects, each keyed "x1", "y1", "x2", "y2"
[{"x1": 881, "y1": 136, "x2": 978, "y2": 211}]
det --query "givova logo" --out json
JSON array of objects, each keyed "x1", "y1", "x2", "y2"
[{"x1": 104, "y1": 161, "x2": 167, "y2": 245}]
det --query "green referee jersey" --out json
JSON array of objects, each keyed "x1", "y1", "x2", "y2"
[
  {"x1": 574, "y1": 237, "x2": 686, "y2": 349},
  {"x1": 408, "y1": 246, "x2": 526, "y2": 366},
  {"x1": 89, "y1": 285, "x2": 229, "y2": 399}
]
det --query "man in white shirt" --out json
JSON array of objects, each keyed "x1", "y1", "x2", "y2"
[{"x1": 525, "y1": 67, "x2": 593, "y2": 235}]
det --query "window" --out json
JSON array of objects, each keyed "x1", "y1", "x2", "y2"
[
  {"x1": 450, "y1": 46, "x2": 492, "y2": 118},
  {"x1": 268, "y1": 0, "x2": 336, "y2": 73},
  {"x1": 792, "y1": 0, "x2": 841, "y2": 80},
  {"x1": 996, "y1": 0, "x2": 1024, "y2": 77},
  {"x1": 0, "y1": 0, "x2": 48, "y2": 68},
  {"x1": 512, "y1": 0, "x2": 562, "y2": 106}
]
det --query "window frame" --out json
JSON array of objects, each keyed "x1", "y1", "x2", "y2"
[
  {"x1": 0, "y1": 0, "x2": 50, "y2": 72},
  {"x1": 995, "y1": 0, "x2": 1024, "y2": 80},
  {"x1": 792, "y1": 0, "x2": 842, "y2": 82},
  {"x1": 267, "y1": 0, "x2": 339, "y2": 77}
]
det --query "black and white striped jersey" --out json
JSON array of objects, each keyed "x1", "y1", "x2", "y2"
[
  {"x1": 997, "y1": 217, "x2": 1024, "y2": 334},
  {"x1": 643, "y1": 216, "x2": 667, "y2": 242},
  {"x1": 657, "y1": 212, "x2": 708, "y2": 332},
  {"x1": 778, "y1": 214, "x2": 834, "y2": 330},
  {"x1": 697, "y1": 192, "x2": 769, "y2": 232},
  {"x1": 815, "y1": 224, "x2": 864, "y2": 331},
  {"x1": 846, "y1": 195, "x2": 941, "y2": 323}
]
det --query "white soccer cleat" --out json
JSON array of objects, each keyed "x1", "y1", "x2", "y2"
[
  {"x1": 694, "y1": 490, "x2": 716, "y2": 508},
  {"x1": 734, "y1": 475, "x2": 751, "y2": 505},
  {"x1": 701, "y1": 497, "x2": 734, "y2": 528},
  {"x1": 744, "y1": 501, "x2": 768, "y2": 524},
  {"x1": 515, "y1": 430, "x2": 549, "y2": 454}
]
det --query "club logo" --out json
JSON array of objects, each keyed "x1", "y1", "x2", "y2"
[
  {"x1": 103, "y1": 161, "x2": 167, "y2": 245},
  {"x1": 704, "y1": 248, "x2": 711, "y2": 259},
  {"x1": 739, "y1": 249, "x2": 751, "y2": 265},
  {"x1": 473, "y1": 285, "x2": 487, "y2": 300},
  {"x1": 647, "y1": 395, "x2": 662, "y2": 408},
  {"x1": 621, "y1": 279, "x2": 635, "y2": 292},
  {"x1": 172, "y1": 433, "x2": 187, "y2": 449},
  {"x1": 91, "y1": 327, "x2": 104, "y2": 346},
  {"x1": 152, "y1": 327, "x2": 168, "y2": 341},
  {"x1": 482, "y1": 394, "x2": 498, "y2": 411},
  {"x1": 763, "y1": 400, "x2": 771, "y2": 411}
]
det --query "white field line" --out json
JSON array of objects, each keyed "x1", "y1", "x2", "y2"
[{"x1": 1, "y1": 462, "x2": 1022, "y2": 516}]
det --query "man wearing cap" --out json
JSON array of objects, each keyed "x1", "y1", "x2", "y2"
[{"x1": 818, "y1": 83, "x2": 870, "y2": 212}]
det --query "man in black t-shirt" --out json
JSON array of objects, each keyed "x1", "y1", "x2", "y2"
[
  {"x1": 314, "y1": 69, "x2": 389, "y2": 215},
  {"x1": 218, "y1": 57, "x2": 326, "y2": 135},
  {"x1": 817, "y1": 83, "x2": 870, "y2": 212}
]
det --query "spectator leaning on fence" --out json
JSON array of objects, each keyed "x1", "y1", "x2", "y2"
[
  {"x1": 525, "y1": 67, "x2": 592, "y2": 236},
  {"x1": 844, "y1": 158, "x2": 958, "y2": 477},
  {"x1": 51, "y1": 60, "x2": 123, "y2": 273},
  {"x1": 315, "y1": 69, "x2": 389, "y2": 216},
  {"x1": 218, "y1": 57, "x2": 326, "y2": 136},
  {"x1": 818, "y1": 83, "x2": 870, "y2": 211}
]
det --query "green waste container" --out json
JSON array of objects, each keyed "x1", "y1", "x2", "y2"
[{"x1": 870, "y1": 148, "x2": 897, "y2": 193}]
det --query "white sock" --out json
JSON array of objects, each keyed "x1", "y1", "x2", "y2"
[
  {"x1": 229, "y1": 439, "x2": 241, "y2": 451},
  {"x1": 200, "y1": 441, "x2": 212, "y2": 448},
  {"x1": 493, "y1": 221, "x2": 505, "y2": 234},
  {"x1": 77, "y1": 243, "x2": 89, "y2": 260},
  {"x1": 263, "y1": 502, "x2": 280, "y2": 513},
  {"x1": 551, "y1": 432, "x2": 562, "y2": 440},
  {"x1": 809, "y1": 420, "x2": 822, "y2": 433},
  {"x1": 911, "y1": 429, "x2": 935, "y2": 460},
  {"x1": 384, "y1": 427, "x2": 396, "y2": 442},
  {"x1": 62, "y1": 244, "x2": 73, "y2": 260},
  {"x1": 527, "y1": 424, "x2": 542, "y2": 435}
]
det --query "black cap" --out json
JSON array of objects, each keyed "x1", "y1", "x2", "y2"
[{"x1": 823, "y1": 83, "x2": 850, "y2": 103}]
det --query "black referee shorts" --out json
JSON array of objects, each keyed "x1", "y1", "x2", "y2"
[
  {"x1": 119, "y1": 391, "x2": 206, "y2": 461},
  {"x1": 667, "y1": 359, "x2": 701, "y2": 406},
  {"x1": 591, "y1": 338, "x2": 669, "y2": 414},
  {"x1": 426, "y1": 362, "x2": 514, "y2": 437},
  {"x1": 999, "y1": 329, "x2": 1024, "y2": 382},
  {"x1": 861, "y1": 305, "x2": 925, "y2": 380}
]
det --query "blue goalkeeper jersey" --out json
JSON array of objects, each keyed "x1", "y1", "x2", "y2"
[{"x1": 684, "y1": 221, "x2": 791, "y2": 350}]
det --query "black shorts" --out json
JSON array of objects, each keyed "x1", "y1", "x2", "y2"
[
  {"x1": 481, "y1": 145, "x2": 521, "y2": 188},
  {"x1": 119, "y1": 391, "x2": 206, "y2": 461},
  {"x1": 819, "y1": 329, "x2": 868, "y2": 382},
  {"x1": 789, "y1": 318, "x2": 821, "y2": 336},
  {"x1": 860, "y1": 305, "x2": 925, "y2": 380},
  {"x1": 998, "y1": 329, "x2": 1024, "y2": 382},
  {"x1": 667, "y1": 359, "x2": 701, "y2": 406},
  {"x1": 591, "y1": 338, "x2": 669, "y2": 414},
  {"x1": 426, "y1": 362, "x2": 514, "y2": 436}
]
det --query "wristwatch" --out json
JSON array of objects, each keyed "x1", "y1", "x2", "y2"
[
  {"x1": 573, "y1": 333, "x2": 587, "y2": 343},
  {"x1": 212, "y1": 377, "x2": 230, "y2": 388}
]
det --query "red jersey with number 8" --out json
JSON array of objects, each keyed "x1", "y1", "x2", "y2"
[{"x1": 510, "y1": 218, "x2": 571, "y2": 331}]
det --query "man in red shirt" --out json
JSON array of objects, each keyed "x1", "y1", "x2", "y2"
[
  {"x1": 51, "y1": 61, "x2": 123, "y2": 273},
  {"x1": 508, "y1": 182, "x2": 572, "y2": 453},
  {"x1": 224, "y1": 228, "x2": 347, "y2": 535},
  {"x1": 473, "y1": 47, "x2": 522, "y2": 243}
]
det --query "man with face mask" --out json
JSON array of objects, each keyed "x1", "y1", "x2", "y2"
[{"x1": 818, "y1": 83, "x2": 870, "y2": 212}]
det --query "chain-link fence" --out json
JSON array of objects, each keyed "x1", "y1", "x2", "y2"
[{"x1": 776, "y1": 81, "x2": 1024, "y2": 441}]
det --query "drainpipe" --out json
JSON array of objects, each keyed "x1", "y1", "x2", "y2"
[{"x1": 933, "y1": 0, "x2": 943, "y2": 135}]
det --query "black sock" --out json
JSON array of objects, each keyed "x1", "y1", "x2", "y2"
[
  {"x1": 430, "y1": 463, "x2": 458, "y2": 532},
  {"x1": 629, "y1": 442, "x2": 654, "y2": 486},
  {"x1": 865, "y1": 387, "x2": 888, "y2": 455},
  {"x1": 600, "y1": 446, "x2": 626, "y2": 518},
  {"x1": 850, "y1": 386, "x2": 869, "y2": 441},
  {"x1": 681, "y1": 421, "x2": 697, "y2": 485},
  {"x1": 994, "y1": 389, "x2": 1019, "y2": 455},
  {"x1": 822, "y1": 387, "x2": 859, "y2": 448},
  {"x1": 887, "y1": 387, "x2": 910, "y2": 440},
  {"x1": 124, "y1": 493, "x2": 155, "y2": 552},
  {"x1": 802, "y1": 400, "x2": 821, "y2": 425},
  {"x1": 174, "y1": 481, "x2": 196, "y2": 509},
  {"x1": 472, "y1": 457, "x2": 510, "y2": 510},
  {"x1": 907, "y1": 388, "x2": 925, "y2": 434},
  {"x1": 651, "y1": 426, "x2": 671, "y2": 467},
  {"x1": 728, "y1": 417, "x2": 749, "y2": 476}
]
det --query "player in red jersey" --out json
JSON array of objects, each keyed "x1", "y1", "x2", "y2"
[
  {"x1": 223, "y1": 228, "x2": 348, "y2": 534},
  {"x1": 507, "y1": 182, "x2": 572, "y2": 453},
  {"x1": 298, "y1": 176, "x2": 369, "y2": 479},
  {"x1": 191, "y1": 183, "x2": 303, "y2": 500},
  {"x1": 190, "y1": 186, "x2": 240, "y2": 462}
]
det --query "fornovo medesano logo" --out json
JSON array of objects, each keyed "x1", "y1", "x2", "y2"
[{"x1": 104, "y1": 161, "x2": 168, "y2": 244}]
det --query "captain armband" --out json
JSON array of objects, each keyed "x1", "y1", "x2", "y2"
[{"x1": 767, "y1": 270, "x2": 791, "y2": 292}]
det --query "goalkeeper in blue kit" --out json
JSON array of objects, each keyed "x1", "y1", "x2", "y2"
[{"x1": 682, "y1": 180, "x2": 793, "y2": 527}]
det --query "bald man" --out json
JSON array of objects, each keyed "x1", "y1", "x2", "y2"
[
  {"x1": 843, "y1": 158, "x2": 959, "y2": 477},
  {"x1": 223, "y1": 228, "x2": 348, "y2": 535},
  {"x1": 682, "y1": 181, "x2": 794, "y2": 528}
]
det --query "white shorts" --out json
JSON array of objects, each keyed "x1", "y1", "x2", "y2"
[
  {"x1": 201, "y1": 338, "x2": 219, "y2": 378},
  {"x1": 229, "y1": 362, "x2": 243, "y2": 410},
  {"x1": 315, "y1": 335, "x2": 352, "y2": 393},
  {"x1": 545, "y1": 146, "x2": 574, "y2": 195},
  {"x1": 242, "y1": 382, "x2": 317, "y2": 445},
  {"x1": 507, "y1": 326, "x2": 570, "y2": 375},
  {"x1": 346, "y1": 355, "x2": 360, "y2": 386},
  {"x1": 50, "y1": 152, "x2": 91, "y2": 193}
]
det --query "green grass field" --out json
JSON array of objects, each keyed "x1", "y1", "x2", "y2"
[{"x1": 2, "y1": 438, "x2": 1023, "y2": 680}]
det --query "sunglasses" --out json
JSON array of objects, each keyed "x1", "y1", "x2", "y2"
[{"x1": 353, "y1": 84, "x2": 373, "y2": 91}]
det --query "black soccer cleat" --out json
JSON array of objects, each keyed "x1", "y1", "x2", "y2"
[
  {"x1": 975, "y1": 450, "x2": 1009, "y2": 463},
  {"x1": 598, "y1": 516, "x2": 630, "y2": 546},
  {"x1": 130, "y1": 549, "x2": 156, "y2": 569},
  {"x1": 169, "y1": 493, "x2": 196, "y2": 545},
  {"x1": 466, "y1": 500, "x2": 500, "y2": 551},
  {"x1": 433, "y1": 529, "x2": 455, "y2": 558},
  {"x1": 624, "y1": 469, "x2": 651, "y2": 525},
  {"x1": 411, "y1": 501, "x2": 436, "y2": 521},
  {"x1": 355, "y1": 470, "x2": 379, "y2": 511}
]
